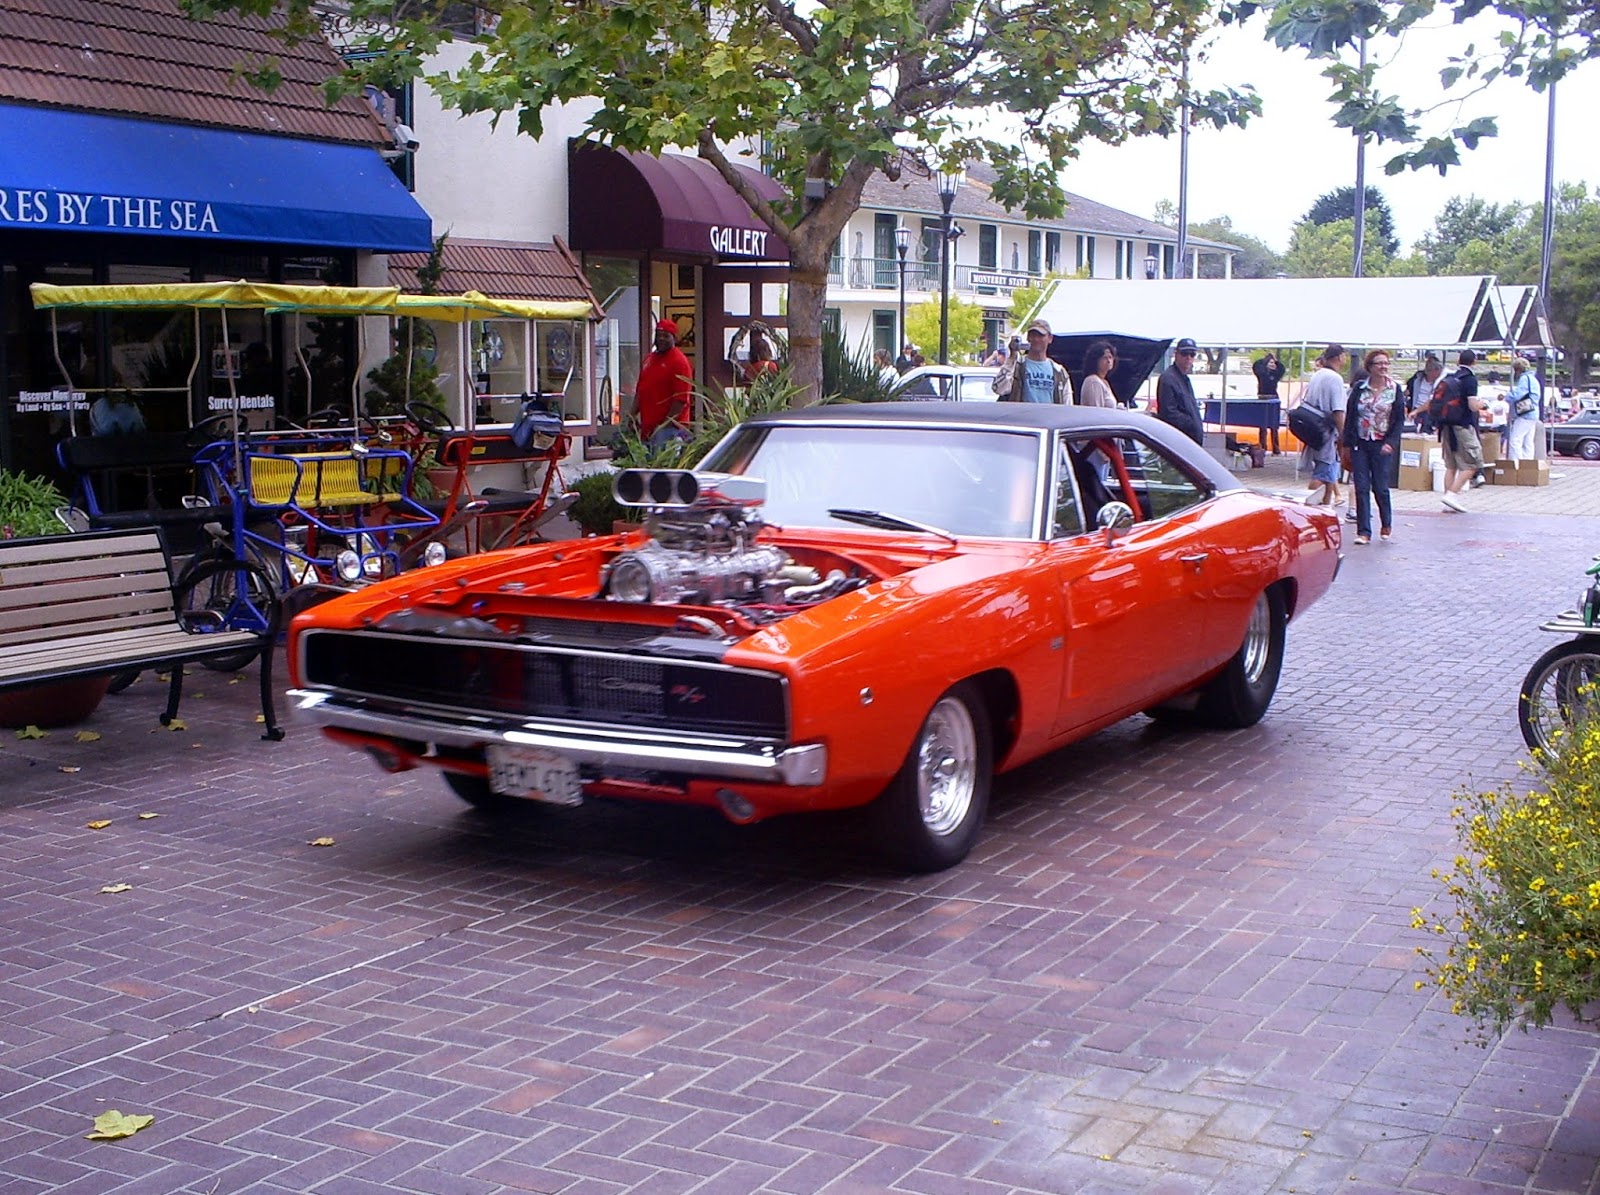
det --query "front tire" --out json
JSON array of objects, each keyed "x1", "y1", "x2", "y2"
[
  {"x1": 872, "y1": 682, "x2": 992, "y2": 872},
  {"x1": 1193, "y1": 587, "x2": 1286, "y2": 728},
  {"x1": 1519, "y1": 638, "x2": 1600, "y2": 753},
  {"x1": 1580, "y1": 439, "x2": 1600, "y2": 462}
]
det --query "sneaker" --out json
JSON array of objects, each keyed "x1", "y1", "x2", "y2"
[
  {"x1": 1344, "y1": 510, "x2": 1358, "y2": 522},
  {"x1": 1471, "y1": 474, "x2": 1487, "y2": 489},
  {"x1": 1353, "y1": 534, "x2": 1370, "y2": 546},
  {"x1": 1442, "y1": 493, "x2": 1466, "y2": 513},
  {"x1": 1380, "y1": 528, "x2": 1393, "y2": 542}
]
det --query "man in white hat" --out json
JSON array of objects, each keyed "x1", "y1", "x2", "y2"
[{"x1": 991, "y1": 319, "x2": 1069, "y2": 403}]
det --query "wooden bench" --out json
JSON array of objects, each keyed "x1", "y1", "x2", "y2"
[{"x1": 0, "y1": 529, "x2": 283, "y2": 740}]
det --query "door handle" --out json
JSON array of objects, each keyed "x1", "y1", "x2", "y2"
[{"x1": 1179, "y1": 553, "x2": 1209, "y2": 568}]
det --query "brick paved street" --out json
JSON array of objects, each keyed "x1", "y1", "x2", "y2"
[{"x1": 2, "y1": 486, "x2": 1599, "y2": 1193}]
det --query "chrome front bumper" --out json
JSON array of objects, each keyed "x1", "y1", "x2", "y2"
[{"x1": 287, "y1": 689, "x2": 827, "y2": 787}]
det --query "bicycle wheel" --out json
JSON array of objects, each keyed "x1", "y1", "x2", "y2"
[
  {"x1": 1518, "y1": 638, "x2": 1600, "y2": 754},
  {"x1": 172, "y1": 555, "x2": 279, "y2": 672}
]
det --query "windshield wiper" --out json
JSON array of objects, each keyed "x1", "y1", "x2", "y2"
[{"x1": 827, "y1": 508, "x2": 958, "y2": 544}]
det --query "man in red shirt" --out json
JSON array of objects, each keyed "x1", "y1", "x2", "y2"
[{"x1": 633, "y1": 318, "x2": 693, "y2": 443}]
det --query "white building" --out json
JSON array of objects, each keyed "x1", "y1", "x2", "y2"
[{"x1": 827, "y1": 163, "x2": 1238, "y2": 361}]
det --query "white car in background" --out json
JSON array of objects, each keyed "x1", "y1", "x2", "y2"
[{"x1": 890, "y1": 364, "x2": 1003, "y2": 402}]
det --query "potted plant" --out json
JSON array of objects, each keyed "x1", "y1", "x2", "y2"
[
  {"x1": 0, "y1": 468, "x2": 112, "y2": 726},
  {"x1": 567, "y1": 469, "x2": 629, "y2": 536}
]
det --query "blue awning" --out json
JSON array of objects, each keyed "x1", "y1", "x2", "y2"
[{"x1": 0, "y1": 103, "x2": 431, "y2": 252}]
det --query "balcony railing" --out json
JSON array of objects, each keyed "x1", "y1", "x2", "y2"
[{"x1": 826, "y1": 257, "x2": 1046, "y2": 294}]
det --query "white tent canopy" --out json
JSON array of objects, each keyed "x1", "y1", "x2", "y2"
[{"x1": 1030, "y1": 275, "x2": 1551, "y2": 352}]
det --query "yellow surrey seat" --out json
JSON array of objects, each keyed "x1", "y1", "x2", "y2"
[{"x1": 245, "y1": 452, "x2": 406, "y2": 508}]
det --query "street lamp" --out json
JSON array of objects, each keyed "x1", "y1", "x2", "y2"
[
  {"x1": 936, "y1": 168, "x2": 963, "y2": 365},
  {"x1": 1144, "y1": 254, "x2": 1158, "y2": 281},
  {"x1": 894, "y1": 223, "x2": 911, "y2": 359}
]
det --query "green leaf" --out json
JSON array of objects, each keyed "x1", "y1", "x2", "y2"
[{"x1": 86, "y1": 1110, "x2": 155, "y2": 1140}]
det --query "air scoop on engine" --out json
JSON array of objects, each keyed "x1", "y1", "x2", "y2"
[{"x1": 603, "y1": 468, "x2": 808, "y2": 607}]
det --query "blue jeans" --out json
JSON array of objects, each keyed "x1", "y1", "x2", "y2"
[{"x1": 1350, "y1": 439, "x2": 1393, "y2": 538}]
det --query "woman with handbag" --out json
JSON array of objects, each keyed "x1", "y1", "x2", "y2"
[
  {"x1": 1340, "y1": 349, "x2": 1406, "y2": 545},
  {"x1": 1507, "y1": 355, "x2": 1543, "y2": 461}
]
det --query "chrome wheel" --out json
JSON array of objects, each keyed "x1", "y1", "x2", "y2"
[
  {"x1": 915, "y1": 696, "x2": 980, "y2": 837},
  {"x1": 1240, "y1": 591, "x2": 1273, "y2": 685}
]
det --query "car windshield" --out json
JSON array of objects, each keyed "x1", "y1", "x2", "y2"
[{"x1": 701, "y1": 424, "x2": 1043, "y2": 539}]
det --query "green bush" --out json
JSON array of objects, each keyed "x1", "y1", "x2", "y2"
[
  {"x1": 1416, "y1": 717, "x2": 1600, "y2": 1039},
  {"x1": 567, "y1": 469, "x2": 628, "y2": 536},
  {"x1": 0, "y1": 468, "x2": 69, "y2": 539},
  {"x1": 821, "y1": 327, "x2": 899, "y2": 404}
]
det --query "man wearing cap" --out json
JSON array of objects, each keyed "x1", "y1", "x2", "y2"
[
  {"x1": 632, "y1": 318, "x2": 694, "y2": 443},
  {"x1": 1298, "y1": 344, "x2": 1348, "y2": 508},
  {"x1": 1154, "y1": 338, "x2": 1204, "y2": 444},
  {"x1": 894, "y1": 342, "x2": 917, "y2": 375},
  {"x1": 992, "y1": 319, "x2": 1070, "y2": 403}
]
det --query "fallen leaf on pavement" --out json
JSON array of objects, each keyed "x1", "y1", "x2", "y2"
[
  {"x1": 308, "y1": 837, "x2": 335, "y2": 847},
  {"x1": 15, "y1": 725, "x2": 47, "y2": 740},
  {"x1": 74, "y1": 731, "x2": 101, "y2": 743},
  {"x1": 138, "y1": 812, "x2": 159, "y2": 820},
  {"x1": 86, "y1": 819, "x2": 110, "y2": 829},
  {"x1": 60, "y1": 766, "x2": 82, "y2": 774},
  {"x1": 85, "y1": 1110, "x2": 155, "y2": 1140},
  {"x1": 99, "y1": 883, "x2": 132, "y2": 894},
  {"x1": 164, "y1": 719, "x2": 186, "y2": 732}
]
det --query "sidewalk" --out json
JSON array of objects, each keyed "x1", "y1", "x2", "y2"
[{"x1": 1229, "y1": 445, "x2": 1600, "y2": 516}]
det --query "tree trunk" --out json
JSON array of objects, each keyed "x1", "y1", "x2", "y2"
[{"x1": 785, "y1": 240, "x2": 831, "y2": 405}]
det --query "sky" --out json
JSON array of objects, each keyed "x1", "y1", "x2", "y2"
[{"x1": 1064, "y1": 12, "x2": 1600, "y2": 255}]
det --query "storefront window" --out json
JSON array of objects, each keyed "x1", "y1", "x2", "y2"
[
  {"x1": 472, "y1": 318, "x2": 527, "y2": 425},
  {"x1": 105, "y1": 263, "x2": 193, "y2": 436},
  {"x1": 534, "y1": 320, "x2": 588, "y2": 425},
  {"x1": 585, "y1": 256, "x2": 640, "y2": 433}
]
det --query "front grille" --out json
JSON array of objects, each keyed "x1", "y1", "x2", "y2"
[{"x1": 301, "y1": 629, "x2": 788, "y2": 738}]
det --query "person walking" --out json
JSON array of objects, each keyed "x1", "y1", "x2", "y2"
[
  {"x1": 1341, "y1": 349, "x2": 1405, "y2": 545},
  {"x1": 1405, "y1": 354, "x2": 1442, "y2": 431},
  {"x1": 1507, "y1": 354, "x2": 1543, "y2": 462},
  {"x1": 1439, "y1": 350, "x2": 1487, "y2": 512},
  {"x1": 1076, "y1": 340, "x2": 1118, "y2": 408},
  {"x1": 1251, "y1": 351, "x2": 1285, "y2": 453},
  {"x1": 1298, "y1": 344, "x2": 1348, "y2": 508},
  {"x1": 1154, "y1": 337, "x2": 1204, "y2": 444},
  {"x1": 894, "y1": 342, "x2": 917, "y2": 374},
  {"x1": 992, "y1": 319, "x2": 1070, "y2": 403}
]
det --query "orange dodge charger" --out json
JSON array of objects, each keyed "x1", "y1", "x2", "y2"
[{"x1": 288, "y1": 403, "x2": 1341, "y2": 871}]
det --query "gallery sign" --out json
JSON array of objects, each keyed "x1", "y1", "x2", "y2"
[{"x1": 709, "y1": 225, "x2": 772, "y2": 259}]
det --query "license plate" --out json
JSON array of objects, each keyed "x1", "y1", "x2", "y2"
[{"x1": 485, "y1": 744, "x2": 583, "y2": 806}]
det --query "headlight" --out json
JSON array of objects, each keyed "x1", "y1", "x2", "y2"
[
  {"x1": 422, "y1": 541, "x2": 448, "y2": 568},
  {"x1": 362, "y1": 556, "x2": 383, "y2": 578},
  {"x1": 335, "y1": 549, "x2": 362, "y2": 582}
]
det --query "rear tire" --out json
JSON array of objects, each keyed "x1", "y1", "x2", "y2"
[
  {"x1": 1193, "y1": 587, "x2": 1286, "y2": 729},
  {"x1": 1580, "y1": 439, "x2": 1600, "y2": 462},
  {"x1": 1518, "y1": 638, "x2": 1600, "y2": 754},
  {"x1": 872, "y1": 682, "x2": 992, "y2": 872}
]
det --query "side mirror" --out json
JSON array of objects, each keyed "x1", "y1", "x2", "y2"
[{"x1": 1096, "y1": 501, "x2": 1135, "y2": 544}]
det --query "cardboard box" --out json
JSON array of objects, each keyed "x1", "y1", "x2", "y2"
[
  {"x1": 1398, "y1": 434, "x2": 1435, "y2": 491},
  {"x1": 1480, "y1": 430, "x2": 1501, "y2": 464},
  {"x1": 1493, "y1": 461, "x2": 1516, "y2": 486},
  {"x1": 1515, "y1": 458, "x2": 1550, "y2": 487}
]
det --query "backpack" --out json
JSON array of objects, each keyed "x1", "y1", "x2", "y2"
[
  {"x1": 1287, "y1": 402, "x2": 1330, "y2": 450},
  {"x1": 1426, "y1": 377, "x2": 1470, "y2": 427}
]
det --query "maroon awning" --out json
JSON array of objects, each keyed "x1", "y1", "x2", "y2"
[{"x1": 568, "y1": 143, "x2": 789, "y2": 263}]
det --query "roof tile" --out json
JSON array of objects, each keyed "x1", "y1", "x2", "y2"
[{"x1": 0, "y1": 0, "x2": 385, "y2": 145}]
